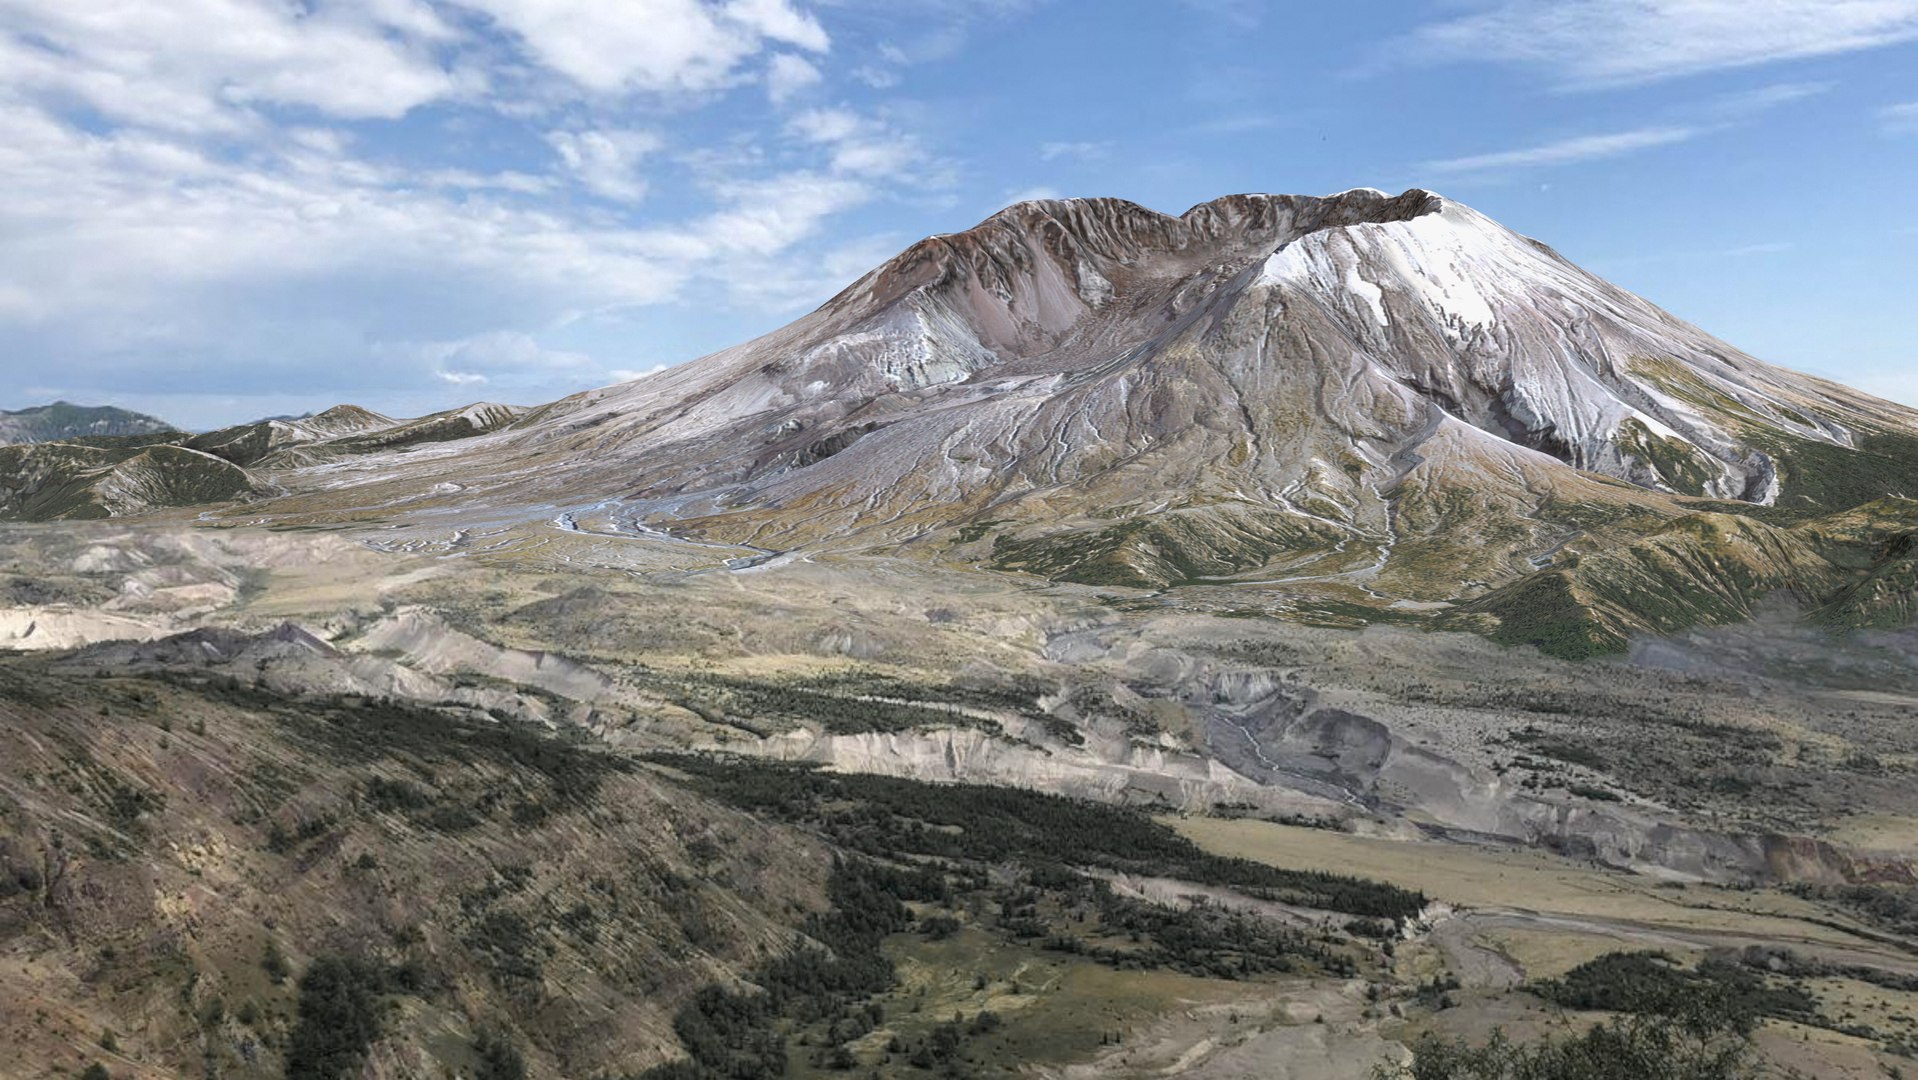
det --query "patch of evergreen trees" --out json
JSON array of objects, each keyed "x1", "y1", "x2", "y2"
[{"x1": 651, "y1": 754, "x2": 1424, "y2": 920}]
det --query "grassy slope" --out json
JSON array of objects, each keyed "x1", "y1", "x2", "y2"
[
  {"x1": 1453, "y1": 501, "x2": 1918, "y2": 658},
  {"x1": 0, "y1": 442, "x2": 256, "y2": 520}
]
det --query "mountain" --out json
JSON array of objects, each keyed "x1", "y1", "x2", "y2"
[
  {"x1": 9, "y1": 188, "x2": 1918, "y2": 653},
  {"x1": 256, "y1": 187, "x2": 1918, "y2": 648},
  {"x1": 184, "y1": 401, "x2": 530, "y2": 468},
  {"x1": 0, "y1": 401, "x2": 175, "y2": 445}
]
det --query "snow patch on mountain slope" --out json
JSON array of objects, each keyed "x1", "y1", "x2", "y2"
[
  {"x1": 1344, "y1": 267, "x2": 1387, "y2": 328},
  {"x1": 1368, "y1": 209, "x2": 1499, "y2": 333}
]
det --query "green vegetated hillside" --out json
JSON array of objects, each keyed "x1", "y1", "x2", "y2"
[
  {"x1": 1453, "y1": 499, "x2": 1918, "y2": 658},
  {"x1": 970, "y1": 361, "x2": 1918, "y2": 653},
  {"x1": 1422, "y1": 357, "x2": 1918, "y2": 657},
  {"x1": 0, "y1": 442, "x2": 257, "y2": 521},
  {"x1": 989, "y1": 504, "x2": 1347, "y2": 589},
  {"x1": 1632, "y1": 355, "x2": 1918, "y2": 516},
  {"x1": 0, "y1": 657, "x2": 827, "y2": 1079},
  {"x1": 0, "y1": 643, "x2": 1440, "y2": 1080}
]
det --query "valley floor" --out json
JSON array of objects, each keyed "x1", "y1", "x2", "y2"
[{"x1": 2, "y1": 519, "x2": 1916, "y2": 1079}]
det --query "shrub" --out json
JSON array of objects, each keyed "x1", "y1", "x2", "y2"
[
  {"x1": 284, "y1": 957, "x2": 391, "y2": 1080},
  {"x1": 262, "y1": 938, "x2": 291, "y2": 984},
  {"x1": 474, "y1": 1029, "x2": 528, "y2": 1080}
]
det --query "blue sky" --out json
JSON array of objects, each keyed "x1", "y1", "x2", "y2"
[{"x1": 0, "y1": 0, "x2": 1913, "y2": 429}]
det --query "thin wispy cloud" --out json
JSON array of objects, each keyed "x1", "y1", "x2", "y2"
[
  {"x1": 1591, "y1": 240, "x2": 1795, "y2": 271},
  {"x1": 999, "y1": 186, "x2": 1062, "y2": 209},
  {"x1": 1882, "y1": 102, "x2": 1918, "y2": 134},
  {"x1": 1420, "y1": 75, "x2": 1832, "y2": 181},
  {"x1": 1705, "y1": 80, "x2": 1833, "y2": 118},
  {"x1": 1186, "y1": 113, "x2": 1286, "y2": 137},
  {"x1": 1421, "y1": 126, "x2": 1700, "y2": 175},
  {"x1": 765, "y1": 52, "x2": 823, "y2": 103},
  {"x1": 1395, "y1": 0, "x2": 1918, "y2": 86},
  {"x1": 546, "y1": 128, "x2": 663, "y2": 202},
  {"x1": 458, "y1": 0, "x2": 829, "y2": 95},
  {"x1": 1038, "y1": 141, "x2": 1109, "y2": 162}
]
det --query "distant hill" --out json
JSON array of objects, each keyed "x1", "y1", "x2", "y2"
[
  {"x1": 0, "y1": 401, "x2": 176, "y2": 445},
  {"x1": 0, "y1": 400, "x2": 529, "y2": 521},
  {"x1": 0, "y1": 442, "x2": 257, "y2": 521}
]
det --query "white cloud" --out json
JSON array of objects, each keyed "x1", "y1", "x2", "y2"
[
  {"x1": 0, "y1": 102, "x2": 681, "y2": 327},
  {"x1": 718, "y1": 233, "x2": 906, "y2": 311},
  {"x1": 1038, "y1": 141, "x2": 1108, "y2": 162},
  {"x1": 652, "y1": 171, "x2": 875, "y2": 261},
  {"x1": 0, "y1": 0, "x2": 838, "y2": 124},
  {"x1": 785, "y1": 107, "x2": 927, "y2": 178},
  {"x1": 849, "y1": 42, "x2": 909, "y2": 88},
  {"x1": 455, "y1": 0, "x2": 827, "y2": 94},
  {"x1": 1398, "y1": 0, "x2": 1918, "y2": 86},
  {"x1": 417, "y1": 330, "x2": 598, "y2": 389},
  {"x1": 766, "y1": 52, "x2": 823, "y2": 103},
  {"x1": 1705, "y1": 80, "x2": 1832, "y2": 117},
  {"x1": 999, "y1": 186, "x2": 1061, "y2": 208},
  {"x1": 0, "y1": 0, "x2": 964, "y2": 424},
  {"x1": 726, "y1": 0, "x2": 830, "y2": 51},
  {"x1": 607, "y1": 364, "x2": 669, "y2": 381},
  {"x1": 547, "y1": 128, "x2": 663, "y2": 201},
  {"x1": 0, "y1": 93, "x2": 896, "y2": 394},
  {"x1": 851, "y1": 64, "x2": 901, "y2": 89},
  {"x1": 0, "y1": 0, "x2": 460, "y2": 132},
  {"x1": 1421, "y1": 126, "x2": 1701, "y2": 174},
  {"x1": 788, "y1": 107, "x2": 863, "y2": 143},
  {"x1": 1881, "y1": 101, "x2": 1918, "y2": 134}
]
